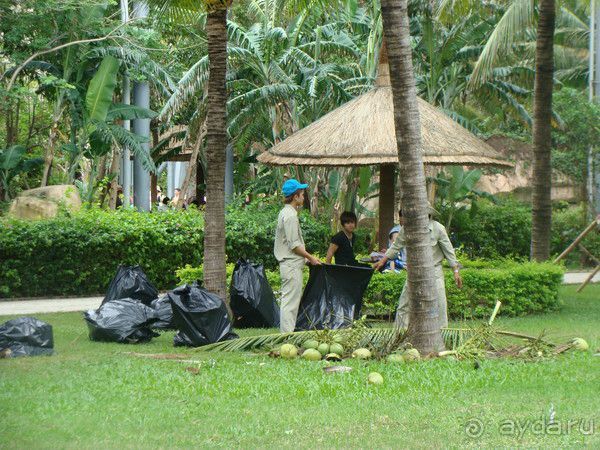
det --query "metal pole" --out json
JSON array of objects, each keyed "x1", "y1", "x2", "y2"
[
  {"x1": 592, "y1": 0, "x2": 600, "y2": 213},
  {"x1": 132, "y1": 1, "x2": 151, "y2": 211},
  {"x1": 120, "y1": 0, "x2": 131, "y2": 207}
]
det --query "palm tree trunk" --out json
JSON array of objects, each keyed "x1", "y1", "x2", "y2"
[
  {"x1": 380, "y1": 0, "x2": 444, "y2": 353},
  {"x1": 203, "y1": 7, "x2": 228, "y2": 301},
  {"x1": 379, "y1": 164, "x2": 395, "y2": 250},
  {"x1": 531, "y1": 0, "x2": 556, "y2": 261}
]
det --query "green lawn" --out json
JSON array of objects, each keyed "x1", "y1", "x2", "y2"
[{"x1": 1, "y1": 285, "x2": 599, "y2": 448}]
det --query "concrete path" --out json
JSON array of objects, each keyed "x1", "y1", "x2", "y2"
[
  {"x1": 0, "y1": 297, "x2": 102, "y2": 316},
  {"x1": 562, "y1": 271, "x2": 600, "y2": 285},
  {"x1": 0, "y1": 272, "x2": 597, "y2": 316}
]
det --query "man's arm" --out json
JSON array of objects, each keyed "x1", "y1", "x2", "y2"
[
  {"x1": 325, "y1": 243, "x2": 338, "y2": 264},
  {"x1": 437, "y1": 223, "x2": 462, "y2": 288},
  {"x1": 293, "y1": 245, "x2": 321, "y2": 265},
  {"x1": 374, "y1": 230, "x2": 405, "y2": 270}
]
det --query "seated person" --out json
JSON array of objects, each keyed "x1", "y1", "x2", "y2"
[
  {"x1": 370, "y1": 209, "x2": 406, "y2": 272},
  {"x1": 326, "y1": 211, "x2": 359, "y2": 266}
]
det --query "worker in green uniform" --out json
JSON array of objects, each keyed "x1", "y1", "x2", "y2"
[
  {"x1": 373, "y1": 204, "x2": 462, "y2": 328},
  {"x1": 274, "y1": 179, "x2": 321, "y2": 332}
]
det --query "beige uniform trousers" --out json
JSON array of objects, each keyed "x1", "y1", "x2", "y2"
[
  {"x1": 279, "y1": 259, "x2": 305, "y2": 332},
  {"x1": 395, "y1": 265, "x2": 448, "y2": 329}
]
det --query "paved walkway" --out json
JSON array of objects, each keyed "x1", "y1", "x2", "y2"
[{"x1": 0, "y1": 272, "x2": 597, "y2": 316}]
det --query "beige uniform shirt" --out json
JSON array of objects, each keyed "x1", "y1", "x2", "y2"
[
  {"x1": 274, "y1": 204, "x2": 305, "y2": 263},
  {"x1": 385, "y1": 220, "x2": 459, "y2": 268}
]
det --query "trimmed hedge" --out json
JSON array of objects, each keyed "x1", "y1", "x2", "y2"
[
  {"x1": 0, "y1": 208, "x2": 204, "y2": 298},
  {"x1": 0, "y1": 204, "x2": 330, "y2": 298},
  {"x1": 177, "y1": 261, "x2": 564, "y2": 320}
]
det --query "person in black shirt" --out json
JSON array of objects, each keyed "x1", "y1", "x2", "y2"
[{"x1": 326, "y1": 211, "x2": 358, "y2": 266}]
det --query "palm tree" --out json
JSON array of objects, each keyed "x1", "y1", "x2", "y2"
[
  {"x1": 203, "y1": 4, "x2": 230, "y2": 301},
  {"x1": 531, "y1": 0, "x2": 556, "y2": 261},
  {"x1": 380, "y1": 0, "x2": 444, "y2": 353}
]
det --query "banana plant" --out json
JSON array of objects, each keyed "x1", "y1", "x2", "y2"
[
  {"x1": 431, "y1": 166, "x2": 496, "y2": 229},
  {"x1": 0, "y1": 145, "x2": 43, "y2": 201},
  {"x1": 65, "y1": 55, "x2": 157, "y2": 203}
]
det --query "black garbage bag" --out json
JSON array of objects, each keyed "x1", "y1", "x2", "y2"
[
  {"x1": 0, "y1": 317, "x2": 54, "y2": 357},
  {"x1": 150, "y1": 295, "x2": 175, "y2": 330},
  {"x1": 230, "y1": 259, "x2": 280, "y2": 328},
  {"x1": 295, "y1": 264, "x2": 374, "y2": 330},
  {"x1": 84, "y1": 298, "x2": 159, "y2": 343},
  {"x1": 102, "y1": 265, "x2": 158, "y2": 306},
  {"x1": 169, "y1": 282, "x2": 238, "y2": 347}
]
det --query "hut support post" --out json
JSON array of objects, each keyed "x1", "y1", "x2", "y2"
[{"x1": 379, "y1": 163, "x2": 396, "y2": 250}]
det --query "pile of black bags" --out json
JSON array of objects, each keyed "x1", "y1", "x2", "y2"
[
  {"x1": 0, "y1": 317, "x2": 54, "y2": 357},
  {"x1": 86, "y1": 265, "x2": 237, "y2": 347}
]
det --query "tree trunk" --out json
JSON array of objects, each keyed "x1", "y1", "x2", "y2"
[
  {"x1": 108, "y1": 148, "x2": 121, "y2": 209},
  {"x1": 203, "y1": 7, "x2": 229, "y2": 302},
  {"x1": 379, "y1": 164, "x2": 395, "y2": 250},
  {"x1": 380, "y1": 0, "x2": 444, "y2": 353},
  {"x1": 530, "y1": 0, "x2": 556, "y2": 261}
]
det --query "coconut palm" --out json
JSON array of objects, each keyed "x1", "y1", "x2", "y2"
[
  {"x1": 380, "y1": 0, "x2": 444, "y2": 353},
  {"x1": 531, "y1": 0, "x2": 556, "y2": 261}
]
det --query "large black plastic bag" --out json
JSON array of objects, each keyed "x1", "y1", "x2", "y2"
[
  {"x1": 0, "y1": 317, "x2": 54, "y2": 357},
  {"x1": 150, "y1": 295, "x2": 175, "y2": 330},
  {"x1": 295, "y1": 264, "x2": 374, "y2": 330},
  {"x1": 230, "y1": 259, "x2": 280, "y2": 328},
  {"x1": 84, "y1": 299, "x2": 159, "y2": 343},
  {"x1": 102, "y1": 265, "x2": 158, "y2": 306},
  {"x1": 169, "y1": 282, "x2": 238, "y2": 347}
]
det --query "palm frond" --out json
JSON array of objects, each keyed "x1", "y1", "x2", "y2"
[
  {"x1": 160, "y1": 56, "x2": 208, "y2": 121},
  {"x1": 470, "y1": 0, "x2": 534, "y2": 88}
]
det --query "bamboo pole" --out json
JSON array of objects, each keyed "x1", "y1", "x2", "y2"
[
  {"x1": 553, "y1": 217, "x2": 600, "y2": 263},
  {"x1": 578, "y1": 244, "x2": 600, "y2": 266},
  {"x1": 576, "y1": 264, "x2": 600, "y2": 293}
]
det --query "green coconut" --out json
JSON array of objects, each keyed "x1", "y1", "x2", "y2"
[
  {"x1": 302, "y1": 348, "x2": 322, "y2": 361},
  {"x1": 403, "y1": 348, "x2": 420, "y2": 361},
  {"x1": 386, "y1": 353, "x2": 405, "y2": 363},
  {"x1": 571, "y1": 338, "x2": 589, "y2": 351},
  {"x1": 367, "y1": 372, "x2": 384, "y2": 385},
  {"x1": 317, "y1": 343, "x2": 330, "y2": 356},
  {"x1": 329, "y1": 343, "x2": 344, "y2": 356},
  {"x1": 302, "y1": 339, "x2": 319, "y2": 350},
  {"x1": 333, "y1": 334, "x2": 345, "y2": 344},
  {"x1": 352, "y1": 348, "x2": 372, "y2": 359},
  {"x1": 280, "y1": 343, "x2": 298, "y2": 359}
]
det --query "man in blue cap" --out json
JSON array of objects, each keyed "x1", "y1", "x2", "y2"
[{"x1": 274, "y1": 179, "x2": 321, "y2": 332}]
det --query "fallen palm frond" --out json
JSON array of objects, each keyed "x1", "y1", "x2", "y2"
[{"x1": 195, "y1": 327, "x2": 477, "y2": 353}]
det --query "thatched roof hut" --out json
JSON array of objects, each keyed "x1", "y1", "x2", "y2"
[
  {"x1": 258, "y1": 62, "x2": 512, "y2": 169},
  {"x1": 257, "y1": 55, "x2": 512, "y2": 247}
]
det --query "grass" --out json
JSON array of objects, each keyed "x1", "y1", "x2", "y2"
[{"x1": 0, "y1": 285, "x2": 599, "y2": 448}]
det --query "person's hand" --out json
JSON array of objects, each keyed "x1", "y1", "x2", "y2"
[
  {"x1": 373, "y1": 259, "x2": 386, "y2": 271},
  {"x1": 454, "y1": 270, "x2": 463, "y2": 289},
  {"x1": 308, "y1": 255, "x2": 322, "y2": 266}
]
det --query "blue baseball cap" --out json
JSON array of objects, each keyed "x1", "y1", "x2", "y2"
[{"x1": 282, "y1": 179, "x2": 308, "y2": 197}]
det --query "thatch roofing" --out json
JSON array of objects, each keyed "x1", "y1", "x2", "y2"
[{"x1": 258, "y1": 65, "x2": 513, "y2": 168}]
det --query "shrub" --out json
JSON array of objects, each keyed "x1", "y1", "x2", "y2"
[
  {"x1": 0, "y1": 208, "x2": 204, "y2": 297},
  {"x1": 178, "y1": 260, "x2": 563, "y2": 320}
]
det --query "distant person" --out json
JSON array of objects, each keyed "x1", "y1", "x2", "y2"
[
  {"x1": 374, "y1": 203, "x2": 462, "y2": 329},
  {"x1": 157, "y1": 196, "x2": 170, "y2": 211},
  {"x1": 171, "y1": 188, "x2": 181, "y2": 207},
  {"x1": 274, "y1": 179, "x2": 321, "y2": 333},
  {"x1": 326, "y1": 211, "x2": 359, "y2": 266}
]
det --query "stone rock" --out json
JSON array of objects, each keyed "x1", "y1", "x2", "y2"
[{"x1": 9, "y1": 185, "x2": 81, "y2": 220}]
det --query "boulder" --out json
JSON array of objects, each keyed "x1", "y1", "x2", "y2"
[{"x1": 9, "y1": 185, "x2": 81, "y2": 220}]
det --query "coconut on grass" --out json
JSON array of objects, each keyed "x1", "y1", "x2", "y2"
[
  {"x1": 280, "y1": 344, "x2": 298, "y2": 359},
  {"x1": 403, "y1": 348, "x2": 420, "y2": 361},
  {"x1": 571, "y1": 338, "x2": 589, "y2": 351},
  {"x1": 367, "y1": 372, "x2": 384, "y2": 385},
  {"x1": 352, "y1": 348, "x2": 371, "y2": 359},
  {"x1": 302, "y1": 348, "x2": 322, "y2": 361}
]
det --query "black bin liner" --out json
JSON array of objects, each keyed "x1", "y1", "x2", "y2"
[
  {"x1": 0, "y1": 317, "x2": 54, "y2": 357},
  {"x1": 150, "y1": 294, "x2": 175, "y2": 330},
  {"x1": 295, "y1": 264, "x2": 374, "y2": 330},
  {"x1": 84, "y1": 298, "x2": 159, "y2": 343},
  {"x1": 230, "y1": 259, "x2": 280, "y2": 328},
  {"x1": 169, "y1": 282, "x2": 238, "y2": 347},
  {"x1": 102, "y1": 265, "x2": 158, "y2": 306}
]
